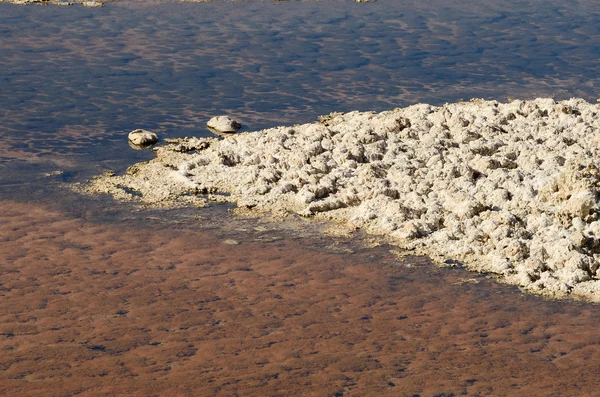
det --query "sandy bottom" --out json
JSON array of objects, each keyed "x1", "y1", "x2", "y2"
[{"x1": 1, "y1": 200, "x2": 600, "y2": 396}]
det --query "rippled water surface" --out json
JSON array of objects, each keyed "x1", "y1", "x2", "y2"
[
  {"x1": 1, "y1": 0, "x2": 600, "y2": 170},
  {"x1": 2, "y1": 1, "x2": 600, "y2": 395}
]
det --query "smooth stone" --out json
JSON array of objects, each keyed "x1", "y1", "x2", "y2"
[
  {"x1": 128, "y1": 129, "x2": 158, "y2": 147},
  {"x1": 207, "y1": 116, "x2": 241, "y2": 134}
]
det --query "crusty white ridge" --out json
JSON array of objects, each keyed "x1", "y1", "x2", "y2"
[{"x1": 87, "y1": 98, "x2": 600, "y2": 301}]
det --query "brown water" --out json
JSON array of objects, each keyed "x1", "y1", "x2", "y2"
[
  {"x1": 2, "y1": 199, "x2": 600, "y2": 396},
  {"x1": 2, "y1": 1, "x2": 600, "y2": 395}
]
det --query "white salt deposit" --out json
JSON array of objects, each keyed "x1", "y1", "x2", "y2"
[
  {"x1": 207, "y1": 116, "x2": 242, "y2": 135},
  {"x1": 86, "y1": 98, "x2": 600, "y2": 301},
  {"x1": 128, "y1": 129, "x2": 158, "y2": 147}
]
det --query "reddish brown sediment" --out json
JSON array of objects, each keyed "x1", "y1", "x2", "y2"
[{"x1": 1, "y1": 199, "x2": 600, "y2": 396}]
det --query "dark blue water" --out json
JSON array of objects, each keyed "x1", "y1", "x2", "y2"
[{"x1": 1, "y1": 0, "x2": 599, "y2": 182}]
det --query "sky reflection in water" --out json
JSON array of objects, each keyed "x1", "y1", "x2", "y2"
[{"x1": 0, "y1": 0, "x2": 599, "y2": 170}]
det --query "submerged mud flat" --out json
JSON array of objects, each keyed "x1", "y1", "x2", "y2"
[
  {"x1": 3, "y1": 199, "x2": 600, "y2": 396},
  {"x1": 85, "y1": 98, "x2": 600, "y2": 301}
]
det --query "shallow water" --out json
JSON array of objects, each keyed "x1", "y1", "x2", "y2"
[
  {"x1": 2, "y1": 0, "x2": 600, "y2": 395},
  {"x1": 1, "y1": 0, "x2": 600, "y2": 169},
  {"x1": 3, "y1": 199, "x2": 600, "y2": 396}
]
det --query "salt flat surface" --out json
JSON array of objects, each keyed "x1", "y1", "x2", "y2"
[{"x1": 86, "y1": 98, "x2": 600, "y2": 301}]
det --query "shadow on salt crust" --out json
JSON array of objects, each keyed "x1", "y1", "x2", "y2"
[{"x1": 81, "y1": 98, "x2": 600, "y2": 302}]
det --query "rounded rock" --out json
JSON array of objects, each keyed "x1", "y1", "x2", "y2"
[
  {"x1": 207, "y1": 116, "x2": 241, "y2": 135},
  {"x1": 128, "y1": 129, "x2": 158, "y2": 147}
]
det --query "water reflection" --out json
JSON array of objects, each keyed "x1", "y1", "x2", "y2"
[{"x1": 0, "y1": 0, "x2": 599, "y2": 171}]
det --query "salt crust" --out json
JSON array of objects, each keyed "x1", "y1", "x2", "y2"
[
  {"x1": 1, "y1": 0, "x2": 105, "y2": 6},
  {"x1": 128, "y1": 129, "x2": 158, "y2": 146},
  {"x1": 207, "y1": 116, "x2": 242, "y2": 135},
  {"x1": 86, "y1": 98, "x2": 600, "y2": 301}
]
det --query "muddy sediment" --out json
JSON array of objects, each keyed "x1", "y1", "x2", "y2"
[
  {"x1": 83, "y1": 98, "x2": 600, "y2": 301},
  {"x1": 2, "y1": 199, "x2": 600, "y2": 396}
]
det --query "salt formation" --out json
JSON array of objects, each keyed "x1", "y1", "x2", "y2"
[
  {"x1": 1, "y1": 0, "x2": 105, "y2": 5},
  {"x1": 128, "y1": 129, "x2": 158, "y2": 147},
  {"x1": 207, "y1": 116, "x2": 242, "y2": 135},
  {"x1": 86, "y1": 98, "x2": 600, "y2": 301}
]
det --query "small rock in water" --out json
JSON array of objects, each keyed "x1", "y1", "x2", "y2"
[
  {"x1": 44, "y1": 170, "x2": 64, "y2": 177},
  {"x1": 128, "y1": 129, "x2": 158, "y2": 148},
  {"x1": 207, "y1": 116, "x2": 241, "y2": 135}
]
